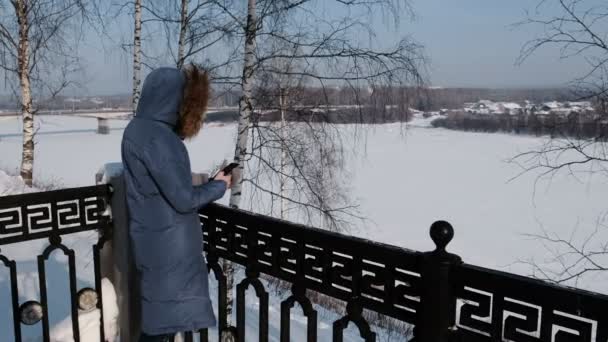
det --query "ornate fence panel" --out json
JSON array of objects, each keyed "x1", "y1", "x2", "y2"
[
  {"x1": 0, "y1": 185, "x2": 112, "y2": 342},
  {"x1": 200, "y1": 203, "x2": 424, "y2": 342},
  {"x1": 201, "y1": 204, "x2": 608, "y2": 342},
  {"x1": 456, "y1": 264, "x2": 608, "y2": 342}
]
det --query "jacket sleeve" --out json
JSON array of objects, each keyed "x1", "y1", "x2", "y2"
[{"x1": 143, "y1": 142, "x2": 227, "y2": 214}]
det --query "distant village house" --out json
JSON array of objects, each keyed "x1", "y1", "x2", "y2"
[{"x1": 464, "y1": 100, "x2": 593, "y2": 116}]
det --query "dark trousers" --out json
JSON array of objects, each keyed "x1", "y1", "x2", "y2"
[{"x1": 138, "y1": 333, "x2": 175, "y2": 342}]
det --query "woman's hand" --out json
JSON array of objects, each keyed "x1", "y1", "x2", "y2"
[{"x1": 214, "y1": 171, "x2": 232, "y2": 188}]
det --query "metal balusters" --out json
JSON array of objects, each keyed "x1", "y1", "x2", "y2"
[
  {"x1": 332, "y1": 300, "x2": 376, "y2": 342},
  {"x1": 331, "y1": 250, "x2": 377, "y2": 341},
  {"x1": 236, "y1": 267, "x2": 269, "y2": 342},
  {"x1": 279, "y1": 236, "x2": 318, "y2": 341},
  {"x1": 0, "y1": 251, "x2": 22, "y2": 341},
  {"x1": 280, "y1": 285, "x2": 317, "y2": 342},
  {"x1": 202, "y1": 210, "x2": 230, "y2": 341},
  {"x1": 199, "y1": 328, "x2": 208, "y2": 342},
  {"x1": 239, "y1": 209, "x2": 267, "y2": 340},
  {"x1": 37, "y1": 235, "x2": 81, "y2": 342},
  {"x1": 207, "y1": 256, "x2": 228, "y2": 341},
  {"x1": 93, "y1": 231, "x2": 111, "y2": 342}
]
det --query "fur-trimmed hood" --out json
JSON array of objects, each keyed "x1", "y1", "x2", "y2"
[
  {"x1": 177, "y1": 64, "x2": 210, "y2": 139},
  {"x1": 136, "y1": 65, "x2": 210, "y2": 139}
]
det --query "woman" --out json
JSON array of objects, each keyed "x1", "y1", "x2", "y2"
[{"x1": 121, "y1": 65, "x2": 231, "y2": 341}]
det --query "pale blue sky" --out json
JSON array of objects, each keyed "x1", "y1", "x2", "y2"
[
  {"x1": 376, "y1": 0, "x2": 588, "y2": 88},
  {"x1": 7, "y1": 0, "x2": 593, "y2": 95}
]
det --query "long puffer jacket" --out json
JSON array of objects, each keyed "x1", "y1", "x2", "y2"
[{"x1": 121, "y1": 67, "x2": 226, "y2": 335}]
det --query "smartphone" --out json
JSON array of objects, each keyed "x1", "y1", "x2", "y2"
[
  {"x1": 220, "y1": 162, "x2": 239, "y2": 175},
  {"x1": 210, "y1": 162, "x2": 239, "y2": 180}
]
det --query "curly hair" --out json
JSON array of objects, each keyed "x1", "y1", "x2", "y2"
[{"x1": 176, "y1": 64, "x2": 210, "y2": 139}]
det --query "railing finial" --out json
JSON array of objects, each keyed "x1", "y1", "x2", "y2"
[{"x1": 430, "y1": 220, "x2": 454, "y2": 253}]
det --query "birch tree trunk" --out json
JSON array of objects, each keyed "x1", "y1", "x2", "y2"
[
  {"x1": 230, "y1": 0, "x2": 256, "y2": 209},
  {"x1": 176, "y1": 0, "x2": 188, "y2": 69},
  {"x1": 223, "y1": 0, "x2": 257, "y2": 337},
  {"x1": 132, "y1": 0, "x2": 142, "y2": 113},
  {"x1": 16, "y1": 0, "x2": 34, "y2": 187},
  {"x1": 279, "y1": 89, "x2": 287, "y2": 219}
]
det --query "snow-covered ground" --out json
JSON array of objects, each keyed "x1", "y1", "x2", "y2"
[
  {"x1": 1, "y1": 114, "x2": 607, "y2": 340},
  {"x1": 0, "y1": 171, "x2": 40, "y2": 195}
]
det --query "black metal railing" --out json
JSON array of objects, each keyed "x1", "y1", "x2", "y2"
[
  {"x1": 200, "y1": 204, "x2": 422, "y2": 342},
  {"x1": 457, "y1": 264, "x2": 608, "y2": 341},
  {"x1": 200, "y1": 204, "x2": 608, "y2": 342},
  {"x1": 0, "y1": 185, "x2": 112, "y2": 342},
  {"x1": 2, "y1": 185, "x2": 608, "y2": 342}
]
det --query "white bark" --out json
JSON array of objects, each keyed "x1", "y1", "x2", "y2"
[
  {"x1": 132, "y1": 0, "x2": 142, "y2": 113},
  {"x1": 16, "y1": 0, "x2": 34, "y2": 187},
  {"x1": 229, "y1": 0, "x2": 256, "y2": 210},
  {"x1": 223, "y1": 0, "x2": 257, "y2": 336},
  {"x1": 176, "y1": 0, "x2": 188, "y2": 68},
  {"x1": 279, "y1": 89, "x2": 287, "y2": 219}
]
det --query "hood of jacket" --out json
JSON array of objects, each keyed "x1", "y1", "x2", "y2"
[{"x1": 135, "y1": 67, "x2": 185, "y2": 127}]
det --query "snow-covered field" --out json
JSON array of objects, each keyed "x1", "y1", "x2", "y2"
[{"x1": 1, "y1": 114, "x2": 607, "y2": 340}]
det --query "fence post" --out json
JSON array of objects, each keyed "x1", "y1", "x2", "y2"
[
  {"x1": 413, "y1": 220, "x2": 462, "y2": 342},
  {"x1": 96, "y1": 164, "x2": 142, "y2": 342}
]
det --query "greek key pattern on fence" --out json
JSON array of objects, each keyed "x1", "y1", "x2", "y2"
[
  {"x1": 0, "y1": 186, "x2": 110, "y2": 245},
  {"x1": 200, "y1": 204, "x2": 423, "y2": 342},
  {"x1": 456, "y1": 264, "x2": 608, "y2": 342},
  {"x1": 0, "y1": 185, "x2": 112, "y2": 342}
]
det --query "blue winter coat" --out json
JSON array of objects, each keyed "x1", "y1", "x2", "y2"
[{"x1": 121, "y1": 67, "x2": 226, "y2": 335}]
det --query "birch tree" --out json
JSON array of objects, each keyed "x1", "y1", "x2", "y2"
[
  {"x1": 141, "y1": 0, "x2": 238, "y2": 72},
  {"x1": 219, "y1": 0, "x2": 424, "y2": 222},
  {"x1": 14, "y1": 0, "x2": 33, "y2": 186},
  {"x1": 176, "y1": 0, "x2": 187, "y2": 68},
  {"x1": 132, "y1": 0, "x2": 142, "y2": 111},
  {"x1": 205, "y1": 0, "x2": 425, "y2": 335},
  {"x1": 229, "y1": 0, "x2": 257, "y2": 210},
  {"x1": 271, "y1": 56, "x2": 300, "y2": 219},
  {"x1": 0, "y1": 0, "x2": 90, "y2": 186}
]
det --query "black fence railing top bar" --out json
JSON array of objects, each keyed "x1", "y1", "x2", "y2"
[
  {"x1": 460, "y1": 262, "x2": 608, "y2": 304},
  {"x1": 202, "y1": 202, "x2": 422, "y2": 257},
  {"x1": 457, "y1": 263, "x2": 608, "y2": 341},
  {"x1": 0, "y1": 184, "x2": 112, "y2": 246}
]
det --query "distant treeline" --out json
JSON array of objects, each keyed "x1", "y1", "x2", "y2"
[
  {"x1": 0, "y1": 86, "x2": 583, "y2": 112},
  {"x1": 411, "y1": 87, "x2": 583, "y2": 111},
  {"x1": 256, "y1": 107, "x2": 412, "y2": 124},
  {"x1": 205, "y1": 107, "x2": 413, "y2": 124},
  {"x1": 431, "y1": 112, "x2": 608, "y2": 140}
]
